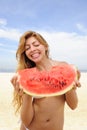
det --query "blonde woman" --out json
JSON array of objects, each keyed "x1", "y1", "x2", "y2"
[{"x1": 11, "y1": 31, "x2": 81, "y2": 130}]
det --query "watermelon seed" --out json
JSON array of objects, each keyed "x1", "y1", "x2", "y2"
[{"x1": 59, "y1": 81, "x2": 67, "y2": 89}]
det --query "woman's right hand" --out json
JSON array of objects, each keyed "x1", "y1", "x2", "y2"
[{"x1": 10, "y1": 73, "x2": 24, "y2": 95}]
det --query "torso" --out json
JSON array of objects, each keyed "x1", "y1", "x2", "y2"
[
  {"x1": 28, "y1": 60, "x2": 67, "y2": 130},
  {"x1": 28, "y1": 95, "x2": 65, "y2": 130}
]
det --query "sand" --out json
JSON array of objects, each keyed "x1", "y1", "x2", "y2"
[{"x1": 0, "y1": 72, "x2": 87, "y2": 130}]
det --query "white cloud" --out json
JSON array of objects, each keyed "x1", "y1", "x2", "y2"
[
  {"x1": 0, "y1": 47, "x2": 16, "y2": 53},
  {"x1": 38, "y1": 31, "x2": 87, "y2": 69},
  {"x1": 0, "y1": 18, "x2": 7, "y2": 26},
  {"x1": 0, "y1": 28, "x2": 21, "y2": 41},
  {"x1": 0, "y1": 18, "x2": 22, "y2": 41},
  {"x1": 0, "y1": 43, "x2": 5, "y2": 46},
  {"x1": 76, "y1": 23, "x2": 87, "y2": 33}
]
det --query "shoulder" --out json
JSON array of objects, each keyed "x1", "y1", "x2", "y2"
[{"x1": 51, "y1": 60, "x2": 68, "y2": 66}]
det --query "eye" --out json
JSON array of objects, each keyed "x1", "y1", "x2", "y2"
[
  {"x1": 25, "y1": 46, "x2": 30, "y2": 51},
  {"x1": 34, "y1": 43, "x2": 40, "y2": 47},
  {"x1": 33, "y1": 40, "x2": 40, "y2": 47}
]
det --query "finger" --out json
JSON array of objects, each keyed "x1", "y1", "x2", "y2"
[
  {"x1": 75, "y1": 81, "x2": 81, "y2": 88},
  {"x1": 10, "y1": 74, "x2": 20, "y2": 91},
  {"x1": 15, "y1": 79, "x2": 20, "y2": 90},
  {"x1": 18, "y1": 88, "x2": 24, "y2": 96},
  {"x1": 72, "y1": 84, "x2": 77, "y2": 90},
  {"x1": 76, "y1": 82, "x2": 81, "y2": 87},
  {"x1": 10, "y1": 75, "x2": 18, "y2": 87}
]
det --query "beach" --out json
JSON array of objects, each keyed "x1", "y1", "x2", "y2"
[{"x1": 0, "y1": 72, "x2": 87, "y2": 130}]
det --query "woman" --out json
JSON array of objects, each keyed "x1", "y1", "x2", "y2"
[{"x1": 11, "y1": 31, "x2": 81, "y2": 130}]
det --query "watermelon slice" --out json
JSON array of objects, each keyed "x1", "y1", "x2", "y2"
[{"x1": 18, "y1": 64, "x2": 78, "y2": 97}]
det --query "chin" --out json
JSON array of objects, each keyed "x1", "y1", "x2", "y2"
[{"x1": 32, "y1": 58, "x2": 41, "y2": 63}]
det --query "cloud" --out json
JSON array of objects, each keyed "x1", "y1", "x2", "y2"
[
  {"x1": 0, "y1": 18, "x2": 7, "y2": 26},
  {"x1": 0, "y1": 42, "x2": 5, "y2": 46},
  {"x1": 0, "y1": 46, "x2": 16, "y2": 54},
  {"x1": 38, "y1": 31, "x2": 87, "y2": 69},
  {"x1": 0, "y1": 18, "x2": 22, "y2": 41},
  {"x1": 40, "y1": 31, "x2": 87, "y2": 46},
  {"x1": 76, "y1": 23, "x2": 87, "y2": 34},
  {"x1": 0, "y1": 28, "x2": 21, "y2": 41}
]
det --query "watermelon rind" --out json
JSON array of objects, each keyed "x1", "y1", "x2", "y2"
[{"x1": 20, "y1": 82, "x2": 75, "y2": 97}]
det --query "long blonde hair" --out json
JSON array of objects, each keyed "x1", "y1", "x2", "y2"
[{"x1": 13, "y1": 31, "x2": 49, "y2": 113}]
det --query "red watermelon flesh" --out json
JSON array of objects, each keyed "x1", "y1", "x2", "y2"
[{"x1": 18, "y1": 64, "x2": 77, "y2": 97}]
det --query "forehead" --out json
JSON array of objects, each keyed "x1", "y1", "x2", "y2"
[{"x1": 25, "y1": 37, "x2": 38, "y2": 45}]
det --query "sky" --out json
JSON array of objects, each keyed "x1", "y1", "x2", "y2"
[{"x1": 0, "y1": 0, "x2": 87, "y2": 72}]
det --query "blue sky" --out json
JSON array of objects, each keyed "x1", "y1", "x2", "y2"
[{"x1": 0, "y1": 0, "x2": 87, "y2": 72}]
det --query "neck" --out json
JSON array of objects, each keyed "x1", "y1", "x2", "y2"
[{"x1": 36, "y1": 58, "x2": 53, "y2": 71}]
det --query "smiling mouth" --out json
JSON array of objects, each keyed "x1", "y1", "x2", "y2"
[{"x1": 31, "y1": 52, "x2": 40, "y2": 59}]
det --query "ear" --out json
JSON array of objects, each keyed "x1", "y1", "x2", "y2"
[
  {"x1": 45, "y1": 46, "x2": 49, "y2": 57},
  {"x1": 45, "y1": 46, "x2": 48, "y2": 51}
]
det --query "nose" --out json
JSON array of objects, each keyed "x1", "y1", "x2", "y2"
[{"x1": 30, "y1": 45, "x2": 36, "y2": 51}]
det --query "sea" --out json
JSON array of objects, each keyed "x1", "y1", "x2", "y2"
[{"x1": 0, "y1": 68, "x2": 87, "y2": 73}]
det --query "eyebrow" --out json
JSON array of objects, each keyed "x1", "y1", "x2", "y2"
[{"x1": 25, "y1": 41, "x2": 38, "y2": 46}]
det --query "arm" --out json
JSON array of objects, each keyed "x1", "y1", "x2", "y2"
[
  {"x1": 11, "y1": 74, "x2": 34, "y2": 128},
  {"x1": 21, "y1": 94, "x2": 34, "y2": 128},
  {"x1": 65, "y1": 88, "x2": 78, "y2": 110},
  {"x1": 65, "y1": 66, "x2": 81, "y2": 109}
]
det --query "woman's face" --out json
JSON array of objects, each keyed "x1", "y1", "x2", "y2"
[{"x1": 25, "y1": 37, "x2": 47, "y2": 63}]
